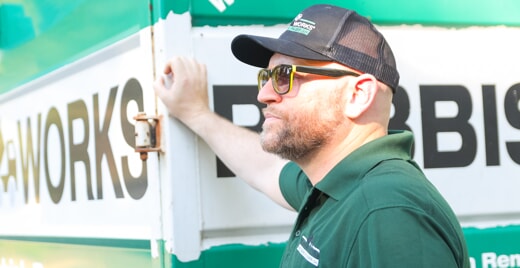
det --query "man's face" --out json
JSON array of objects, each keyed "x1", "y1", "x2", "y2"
[{"x1": 258, "y1": 54, "x2": 349, "y2": 161}]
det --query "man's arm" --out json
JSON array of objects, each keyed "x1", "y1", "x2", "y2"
[{"x1": 153, "y1": 56, "x2": 292, "y2": 210}]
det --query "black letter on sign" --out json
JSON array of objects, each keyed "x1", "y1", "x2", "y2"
[
  {"x1": 68, "y1": 100, "x2": 92, "y2": 200},
  {"x1": 389, "y1": 86, "x2": 414, "y2": 156},
  {"x1": 213, "y1": 85, "x2": 265, "y2": 178},
  {"x1": 120, "y1": 78, "x2": 148, "y2": 199},
  {"x1": 94, "y1": 86, "x2": 124, "y2": 199},
  {"x1": 0, "y1": 131, "x2": 17, "y2": 193},
  {"x1": 0, "y1": 128, "x2": 6, "y2": 191},
  {"x1": 18, "y1": 115, "x2": 42, "y2": 203},
  {"x1": 44, "y1": 107, "x2": 66, "y2": 204},
  {"x1": 505, "y1": 83, "x2": 520, "y2": 164},
  {"x1": 482, "y1": 85, "x2": 500, "y2": 166},
  {"x1": 390, "y1": 86, "x2": 412, "y2": 132},
  {"x1": 420, "y1": 85, "x2": 477, "y2": 168}
]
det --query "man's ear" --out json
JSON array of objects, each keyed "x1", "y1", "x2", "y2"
[{"x1": 344, "y1": 74, "x2": 378, "y2": 118}]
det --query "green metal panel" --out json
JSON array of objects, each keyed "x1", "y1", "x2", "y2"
[
  {"x1": 0, "y1": 0, "x2": 150, "y2": 94},
  {"x1": 464, "y1": 226, "x2": 520, "y2": 268},
  {"x1": 170, "y1": 243, "x2": 286, "y2": 268},
  {"x1": 0, "y1": 4, "x2": 35, "y2": 49}
]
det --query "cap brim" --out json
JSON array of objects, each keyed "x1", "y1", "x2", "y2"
[{"x1": 231, "y1": 34, "x2": 330, "y2": 68}]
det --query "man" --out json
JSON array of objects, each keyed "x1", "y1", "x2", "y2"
[{"x1": 154, "y1": 4, "x2": 470, "y2": 267}]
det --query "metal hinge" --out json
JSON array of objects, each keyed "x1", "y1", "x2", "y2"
[{"x1": 134, "y1": 112, "x2": 162, "y2": 161}]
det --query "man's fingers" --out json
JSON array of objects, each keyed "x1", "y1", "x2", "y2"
[
  {"x1": 163, "y1": 59, "x2": 173, "y2": 75},
  {"x1": 153, "y1": 76, "x2": 167, "y2": 99}
]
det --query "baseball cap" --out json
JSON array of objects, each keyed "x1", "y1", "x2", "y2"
[{"x1": 231, "y1": 4, "x2": 400, "y2": 92}]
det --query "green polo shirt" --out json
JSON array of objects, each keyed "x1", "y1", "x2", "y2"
[{"x1": 279, "y1": 130, "x2": 469, "y2": 268}]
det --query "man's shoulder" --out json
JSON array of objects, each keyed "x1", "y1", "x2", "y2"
[{"x1": 352, "y1": 159, "x2": 438, "y2": 211}]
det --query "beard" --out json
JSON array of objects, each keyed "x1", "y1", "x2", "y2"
[{"x1": 260, "y1": 93, "x2": 344, "y2": 161}]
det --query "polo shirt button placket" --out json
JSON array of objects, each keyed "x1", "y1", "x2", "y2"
[{"x1": 295, "y1": 230, "x2": 301, "y2": 237}]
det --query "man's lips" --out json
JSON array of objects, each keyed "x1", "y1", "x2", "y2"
[{"x1": 263, "y1": 110, "x2": 281, "y2": 123}]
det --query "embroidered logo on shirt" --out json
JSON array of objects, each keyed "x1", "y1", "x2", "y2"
[{"x1": 297, "y1": 235, "x2": 320, "y2": 266}]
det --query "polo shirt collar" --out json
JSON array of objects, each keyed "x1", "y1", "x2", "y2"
[{"x1": 315, "y1": 130, "x2": 414, "y2": 201}]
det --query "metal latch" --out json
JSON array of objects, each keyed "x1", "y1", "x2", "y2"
[{"x1": 134, "y1": 112, "x2": 162, "y2": 161}]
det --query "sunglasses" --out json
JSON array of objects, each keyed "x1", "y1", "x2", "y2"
[{"x1": 257, "y1": 64, "x2": 361, "y2": 95}]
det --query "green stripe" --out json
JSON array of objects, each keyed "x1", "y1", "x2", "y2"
[
  {"x1": 464, "y1": 225, "x2": 520, "y2": 254},
  {"x1": 0, "y1": 236, "x2": 149, "y2": 249},
  {"x1": 0, "y1": 237, "x2": 285, "y2": 268},
  {"x1": 0, "y1": 238, "x2": 154, "y2": 268},
  {"x1": 190, "y1": 0, "x2": 520, "y2": 26}
]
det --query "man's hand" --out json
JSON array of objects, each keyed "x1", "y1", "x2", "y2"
[{"x1": 154, "y1": 57, "x2": 210, "y2": 124}]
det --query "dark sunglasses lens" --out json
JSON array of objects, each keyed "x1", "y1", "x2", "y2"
[
  {"x1": 273, "y1": 65, "x2": 292, "y2": 94},
  {"x1": 258, "y1": 69, "x2": 269, "y2": 91}
]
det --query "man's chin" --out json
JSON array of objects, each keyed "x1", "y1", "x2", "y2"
[{"x1": 260, "y1": 134, "x2": 279, "y2": 153}]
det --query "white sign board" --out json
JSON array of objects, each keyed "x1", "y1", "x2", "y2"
[{"x1": 0, "y1": 31, "x2": 159, "y2": 239}]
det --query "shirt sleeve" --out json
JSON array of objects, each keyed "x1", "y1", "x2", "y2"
[
  {"x1": 279, "y1": 162, "x2": 312, "y2": 211},
  {"x1": 348, "y1": 206, "x2": 461, "y2": 268}
]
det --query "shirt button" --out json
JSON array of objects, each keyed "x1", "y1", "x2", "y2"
[{"x1": 295, "y1": 230, "x2": 301, "y2": 237}]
